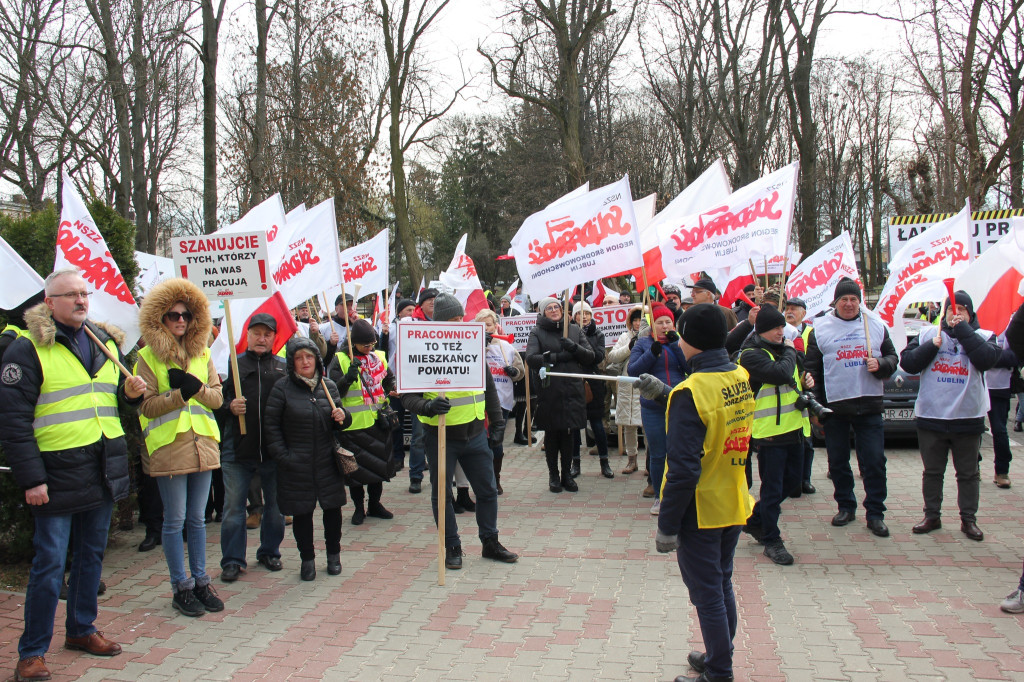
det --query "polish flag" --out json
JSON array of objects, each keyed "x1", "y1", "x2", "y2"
[
  {"x1": 505, "y1": 279, "x2": 526, "y2": 315},
  {"x1": 439, "y1": 234, "x2": 488, "y2": 320},
  {"x1": 587, "y1": 279, "x2": 608, "y2": 307},
  {"x1": 233, "y1": 292, "x2": 299, "y2": 355},
  {"x1": 957, "y1": 218, "x2": 1024, "y2": 335}
]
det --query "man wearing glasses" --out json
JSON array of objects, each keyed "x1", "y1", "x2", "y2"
[{"x1": 0, "y1": 268, "x2": 146, "y2": 682}]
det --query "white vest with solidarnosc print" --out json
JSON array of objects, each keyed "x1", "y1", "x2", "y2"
[
  {"x1": 485, "y1": 339, "x2": 516, "y2": 411},
  {"x1": 914, "y1": 325, "x2": 992, "y2": 420},
  {"x1": 986, "y1": 332, "x2": 1012, "y2": 391},
  {"x1": 813, "y1": 313, "x2": 886, "y2": 404}
]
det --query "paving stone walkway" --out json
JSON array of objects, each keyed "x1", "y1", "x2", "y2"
[{"x1": 3, "y1": 433, "x2": 1024, "y2": 681}]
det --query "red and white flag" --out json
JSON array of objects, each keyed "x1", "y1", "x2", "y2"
[
  {"x1": 874, "y1": 203, "x2": 972, "y2": 349},
  {"x1": 232, "y1": 291, "x2": 298, "y2": 356},
  {"x1": 504, "y1": 279, "x2": 526, "y2": 315},
  {"x1": 957, "y1": 217, "x2": 1024, "y2": 335},
  {"x1": 785, "y1": 231, "x2": 861, "y2": 318},
  {"x1": 56, "y1": 172, "x2": 140, "y2": 350},
  {"x1": 271, "y1": 198, "x2": 343, "y2": 308},
  {"x1": 511, "y1": 176, "x2": 643, "y2": 297},
  {"x1": 658, "y1": 162, "x2": 798, "y2": 280},
  {"x1": 327, "y1": 229, "x2": 390, "y2": 302},
  {"x1": 440, "y1": 234, "x2": 488, "y2": 319}
]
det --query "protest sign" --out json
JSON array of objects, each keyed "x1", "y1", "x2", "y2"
[
  {"x1": 499, "y1": 316, "x2": 536, "y2": 352},
  {"x1": 395, "y1": 322, "x2": 487, "y2": 393},
  {"x1": 172, "y1": 231, "x2": 271, "y2": 300},
  {"x1": 591, "y1": 304, "x2": 632, "y2": 347},
  {"x1": 785, "y1": 231, "x2": 861, "y2": 318}
]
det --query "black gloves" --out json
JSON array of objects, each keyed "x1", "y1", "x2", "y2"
[
  {"x1": 666, "y1": 330, "x2": 679, "y2": 344},
  {"x1": 503, "y1": 365, "x2": 520, "y2": 380},
  {"x1": 169, "y1": 368, "x2": 204, "y2": 401},
  {"x1": 343, "y1": 358, "x2": 361, "y2": 384},
  {"x1": 650, "y1": 340, "x2": 663, "y2": 357},
  {"x1": 487, "y1": 420, "x2": 506, "y2": 448},
  {"x1": 559, "y1": 337, "x2": 578, "y2": 353},
  {"x1": 423, "y1": 396, "x2": 451, "y2": 416}
]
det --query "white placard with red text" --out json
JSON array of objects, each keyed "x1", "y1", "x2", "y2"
[
  {"x1": 498, "y1": 316, "x2": 535, "y2": 352},
  {"x1": 785, "y1": 231, "x2": 861, "y2": 318},
  {"x1": 395, "y1": 321, "x2": 487, "y2": 393},
  {"x1": 511, "y1": 176, "x2": 643, "y2": 298},
  {"x1": 172, "y1": 231, "x2": 271, "y2": 300},
  {"x1": 498, "y1": 303, "x2": 633, "y2": 350}
]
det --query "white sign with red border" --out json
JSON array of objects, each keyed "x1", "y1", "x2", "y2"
[
  {"x1": 396, "y1": 321, "x2": 487, "y2": 393},
  {"x1": 498, "y1": 316, "x2": 536, "y2": 352},
  {"x1": 172, "y1": 230, "x2": 271, "y2": 300}
]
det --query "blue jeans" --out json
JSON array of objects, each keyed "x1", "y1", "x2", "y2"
[
  {"x1": 20, "y1": 501, "x2": 113, "y2": 658},
  {"x1": 409, "y1": 417, "x2": 426, "y2": 482},
  {"x1": 220, "y1": 460, "x2": 284, "y2": 569},
  {"x1": 676, "y1": 525, "x2": 741, "y2": 678},
  {"x1": 156, "y1": 471, "x2": 213, "y2": 591},
  {"x1": 749, "y1": 440, "x2": 804, "y2": 544},
  {"x1": 641, "y1": 405, "x2": 667, "y2": 497},
  {"x1": 802, "y1": 438, "x2": 814, "y2": 483},
  {"x1": 425, "y1": 429, "x2": 499, "y2": 546},
  {"x1": 989, "y1": 394, "x2": 1012, "y2": 475},
  {"x1": 824, "y1": 413, "x2": 887, "y2": 520}
]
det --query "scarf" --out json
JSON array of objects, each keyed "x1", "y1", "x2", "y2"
[
  {"x1": 355, "y1": 351, "x2": 387, "y2": 405},
  {"x1": 297, "y1": 371, "x2": 320, "y2": 390}
]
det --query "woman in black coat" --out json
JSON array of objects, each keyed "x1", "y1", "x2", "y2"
[
  {"x1": 525, "y1": 296, "x2": 595, "y2": 493},
  {"x1": 570, "y1": 302, "x2": 614, "y2": 480},
  {"x1": 264, "y1": 337, "x2": 352, "y2": 581}
]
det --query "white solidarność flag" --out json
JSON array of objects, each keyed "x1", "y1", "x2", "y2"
[
  {"x1": 658, "y1": 162, "x2": 798, "y2": 280},
  {"x1": 874, "y1": 203, "x2": 972, "y2": 350},
  {"x1": 56, "y1": 172, "x2": 140, "y2": 350},
  {"x1": 271, "y1": 198, "x2": 343, "y2": 308},
  {"x1": 0, "y1": 234, "x2": 45, "y2": 309},
  {"x1": 784, "y1": 231, "x2": 860, "y2": 318},
  {"x1": 511, "y1": 175, "x2": 643, "y2": 298},
  {"x1": 326, "y1": 228, "x2": 390, "y2": 302},
  {"x1": 439, "y1": 233, "x2": 489, "y2": 318}
]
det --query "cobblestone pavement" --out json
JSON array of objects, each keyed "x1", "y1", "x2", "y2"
[{"x1": 3, "y1": 432, "x2": 1024, "y2": 681}]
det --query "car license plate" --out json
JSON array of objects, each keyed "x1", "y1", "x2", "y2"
[{"x1": 884, "y1": 408, "x2": 915, "y2": 421}]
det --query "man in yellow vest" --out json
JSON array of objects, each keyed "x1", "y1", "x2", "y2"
[
  {"x1": 0, "y1": 268, "x2": 146, "y2": 682},
  {"x1": 649, "y1": 303, "x2": 755, "y2": 682},
  {"x1": 400, "y1": 293, "x2": 518, "y2": 570},
  {"x1": 738, "y1": 305, "x2": 812, "y2": 566}
]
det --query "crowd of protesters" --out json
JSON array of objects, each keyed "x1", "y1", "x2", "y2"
[{"x1": 4, "y1": 267, "x2": 1024, "y2": 682}]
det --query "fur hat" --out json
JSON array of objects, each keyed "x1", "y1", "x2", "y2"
[{"x1": 138, "y1": 278, "x2": 213, "y2": 367}]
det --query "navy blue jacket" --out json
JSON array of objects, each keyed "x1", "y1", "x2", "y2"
[{"x1": 627, "y1": 335, "x2": 688, "y2": 410}]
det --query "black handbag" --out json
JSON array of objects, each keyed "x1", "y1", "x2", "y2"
[{"x1": 375, "y1": 404, "x2": 401, "y2": 432}]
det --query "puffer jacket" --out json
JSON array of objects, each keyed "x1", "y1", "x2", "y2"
[
  {"x1": 265, "y1": 337, "x2": 352, "y2": 515},
  {"x1": 627, "y1": 333, "x2": 688, "y2": 411},
  {"x1": 136, "y1": 278, "x2": 223, "y2": 476},
  {"x1": 0, "y1": 304, "x2": 138, "y2": 515},
  {"x1": 327, "y1": 350, "x2": 396, "y2": 486},
  {"x1": 525, "y1": 315, "x2": 594, "y2": 431},
  {"x1": 578, "y1": 321, "x2": 607, "y2": 420}
]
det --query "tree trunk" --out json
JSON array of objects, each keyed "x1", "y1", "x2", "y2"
[
  {"x1": 390, "y1": 111, "x2": 423, "y2": 286},
  {"x1": 201, "y1": 0, "x2": 224, "y2": 234},
  {"x1": 130, "y1": 0, "x2": 150, "y2": 252},
  {"x1": 251, "y1": 0, "x2": 270, "y2": 209}
]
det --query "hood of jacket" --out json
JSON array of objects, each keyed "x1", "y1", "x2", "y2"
[
  {"x1": 285, "y1": 336, "x2": 324, "y2": 383},
  {"x1": 23, "y1": 302, "x2": 125, "y2": 349},
  {"x1": 138, "y1": 278, "x2": 212, "y2": 366}
]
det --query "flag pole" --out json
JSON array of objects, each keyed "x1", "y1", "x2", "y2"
[
  {"x1": 82, "y1": 326, "x2": 149, "y2": 390},
  {"x1": 437, "y1": 398, "x2": 447, "y2": 586},
  {"x1": 763, "y1": 256, "x2": 769, "y2": 290},
  {"x1": 563, "y1": 288, "x2": 571, "y2": 338},
  {"x1": 778, "y1": 256, "x2": 789, "y2": 311},
  {"x1": 222, "y1": 300, "x2": 247, "y2": 435}
]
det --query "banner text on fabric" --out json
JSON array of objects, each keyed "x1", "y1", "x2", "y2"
[
  {"x1": 172, "y1": 230, "x2": 271, "y2": 300},
  {"x1": 396, "y1": 322, "x2": 487, "y2": 393}
]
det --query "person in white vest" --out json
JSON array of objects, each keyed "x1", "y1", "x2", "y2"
[
  {"x1": 985, "y1": 327, "x2": 1020, "y2": 489},
  {"x1": 474, "y1": 309, "x2": 525, "y2": 494},
  {"x1": 899, "y1": 290, "x2": 1001, "y2": 542},
  {"x1": 804, "y1": 278, "x2": 899, "y2": 537}
]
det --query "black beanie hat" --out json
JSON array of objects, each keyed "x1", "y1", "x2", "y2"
[
  {"x1": 395, "y1": 298, "x2": 417, "y2": 317},
  {"x1": 833, "y1": 277, "x2": 861, "y2": 302},
  {"x1": 419, "y1": 288, "x2": 439, "y2": 305},
  {"x1": 945, "y1": 290, "x2": 975, "y2": 316},
  {"x1": 677, "y1": 303, "x2": 728, "y2": 351},
  {"x1": 755, "y1": 305, "x2": 787, "y2": 334},
  {"x1": 350, "y1": 319, "x2": 377, "y2": 345}
]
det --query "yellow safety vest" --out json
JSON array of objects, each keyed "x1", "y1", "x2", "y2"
[
  {"x1": 136, "y1": 346, "x2": 220, "y2": 456},
  {"x1": 666, "y1": 367, "x2": 755, "y2": 529},
  {"x1": 337, "y1": 350, "x2": 388, "y2": 431},
  {"x1": 3, "y1": 323, "x2": 28, "y2": 337},
  {"x1": 32, "y1": 332, "x2": 124, "y2": 451},
  {"x1": 744, "y1": 348, "x2": 811, "y2": 439},
  {"x1": 417, "y1": 390, "x2": 486, "y2": 427}
]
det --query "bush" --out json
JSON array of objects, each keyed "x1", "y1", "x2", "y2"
[{"x1": 0, "y1": 200, "x2": 139, "y2": 563}]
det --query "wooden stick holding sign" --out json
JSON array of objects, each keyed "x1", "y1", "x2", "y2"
[
  {"x1": 222, "y1": 301, "x2": 247, "y2": 435},
  {"x1": 437, "y1": 397, "x2": 447, "y2": 586},
  {"x1": 777, "y1": 256, "x2": 789, "y2": 311},
  {"x1": 82, "y1": 326, "x2": 150, "y2": 391},
  {"x1": 862, "y1": 313, "x2": 873, "y2": 360},
  {"x1": 563, "y1": 288, "x2": 572, "y2": 338}
]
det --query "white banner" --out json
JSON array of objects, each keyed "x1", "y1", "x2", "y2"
[
  {"x1": 511, "y1": 176, "x2": 643, "y2": 297},
  {"x1": 440, "y1": 233, "x2": 488, "y2": 317},
  {"x1": 134, "y1": 251, "x2": 174, "y2": 297},
  {"x1": 217, "y1": 194, "x2": 288, "y2": 264},
  {"x1": 271, "y1": 198, "x2": 342, "y2": 308},
  {"x1": 888, "y1": 211, "x2": 1023, "y2": 259},
  {"x1": 647, "y1": 160, "x2": 732, "y2": 254},
  {"x1": 0, "y1": 234, "x2": 44, "y2": 309},
  {"x1": 658, "y1": 162, "x2": 799, "y2": 279},
  {"x1": 332, "y1": 228, "x2": 390, "y2": 300},
  {"x1": 785, "y1": 231, "x2": 860, "y2": 318},
  {"x1": 56, "y1": 173, "x2": 140, "y2": 350},
  {"x1": 395, "y1": 321, "x2": 487, "y2": 393}
]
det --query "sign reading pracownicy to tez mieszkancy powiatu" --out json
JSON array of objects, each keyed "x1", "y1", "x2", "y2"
[{"x1": 395, "y1": 321, "x2": 487, "y2": 393}]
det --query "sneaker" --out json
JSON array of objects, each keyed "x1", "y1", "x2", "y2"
[
  {"x1": 763, "y1": 541, "x2": 794, "y2": 566},
  {"x1": 995, "y1": 474, "x2": 1012, "y2": 489},
  {"x1": 1001, "y1": 588, "x2": 1024, "y2": 613},
  {"x1": 172, "y1": 588, "x2": 206, "y2": 617},
  {"x1": 445, "y1": 545, "x2": 464, "y2": 570},
  {"x1": 193, "y1": 583, "x2": 224, "y2": 612},
  {"x1": 650, "y1": 499, "x2": 661, "y2": 515}
]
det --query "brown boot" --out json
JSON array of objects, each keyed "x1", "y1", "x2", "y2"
[
  {"x1": 622, "y1": 455, "x2": 638, "y2": 474},
  {"x1": 16, "y1": 656, "x2": 50, "y2": 681}
]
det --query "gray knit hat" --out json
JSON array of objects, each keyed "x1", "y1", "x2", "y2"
[
  {"x1": 537, "y1": 296, "x2": 560, "y2": 315},
  {"x1": 432, "y1": 293, "x2": 464, "y2": 321}
]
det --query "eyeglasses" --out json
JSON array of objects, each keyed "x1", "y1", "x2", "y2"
[
  {"x1": 164, "y1": 311, "x2": 194, "y2": 322},
  {"x1": 49, "y1": 291, "x2": 92, "y2": 300}
]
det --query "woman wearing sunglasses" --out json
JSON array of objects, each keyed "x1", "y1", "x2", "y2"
[{"x1": 136, "y1": 278, "x2": 224, "y2": 617}]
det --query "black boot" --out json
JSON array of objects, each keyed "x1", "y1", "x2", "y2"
[
  {"x1": 367, "y1": 501, "x2": 393, "y2": 519},
  {"x1": 455, "y1": 487, "x2": 476, "y2": 512},
  {"x1": 326, "y1": 553, "x2": 341, "y2": 576},
  {"x1": 549, "y1": 474, "x2": 563, "y2": 493},
  {"x1": 562, "y1": 473, "x2": 578, "y2": 492},
  {"x1": 452, "y1": 487, "x2": 466, "y2": 514},
  {"x1": 351, "y1": 502, "x2": 366, "y2": 525},
  {"x1": 481, "y1": 536, "x2": 519, "y2": 563},
  {"x1": 600, "y1": 458, "x2": 614, "y2": 479},
  {"x1": 300, "y1": 559, "x2": 316, "y2": 581},
  {"x1": 445, "y1": 544, "x2": 463, "y2": 569},
  {"x1": 569, "y1": 458, "x2": 581, "y2": 478}
]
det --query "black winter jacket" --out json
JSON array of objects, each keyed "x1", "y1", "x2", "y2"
[
  {"x1": 1007, "y1": 302, "x2": 1024, "y2": 359},
  {"x1": 524, "y1": 316, "x2": 594, "y2": 431},
  {"x1": 264, "y1": 338, "x2": 353, "y2": 515},
  {"x1": 220, "y1": 350, "x2": 287, "y2": 463},
  {"x1": 0, "y1": 305, "x2": 140, "y2": 515},
  {"x1": 327, "y1": 351, "x2": 397, "y2": 486},
  {"x1": 578, "y1": 321, "x2": 607, "y2": 419},
  {"x1": 738, "y1": 333, "x2": 803, "y2": 442},
  {"x1": 900, "y1": 315, "x2": 1001, "y2": 433},
  {"x1": 804, "y1": 312, "x2": 898, "y2": 415}
]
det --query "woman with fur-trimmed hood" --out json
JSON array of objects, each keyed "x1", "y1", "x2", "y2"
[{"x1": 136, "y1": 278, "x2": 224, "y2": 618}]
